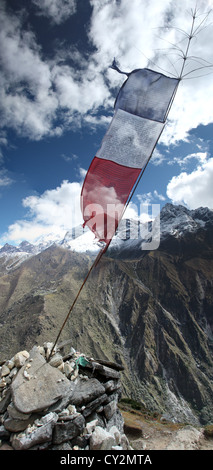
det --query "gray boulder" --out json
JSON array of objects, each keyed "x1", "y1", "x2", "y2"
[
  {"x1": 11, "y1": 412, "x2": 58, "y2": 450},
  {"x1": 11, "y1": 348, "x2": 73, "y2": 414},
  {"x1": 53, "y1": 413, "x2": 85, "y2": 445}
]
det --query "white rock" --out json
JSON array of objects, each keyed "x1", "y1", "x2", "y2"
[
  {"x1": 90, "y1": 426, "x2": 116, "y2": 450},
  {"x1": 37, "y1": 346, "x2": 45, "y2": 357},
  {"x1": 43, "y1": 342, "x2": 54, "y2": 351},
  {"x1": 165, "y1": 426, "x2": 203, "y2": 450},
  {"x1": 58, "y1": 363, "x2": 64, "y2": 372},
  {"x1": 0, "y1": 380, "x2": 6, "y2": 390},
  {"x1": 86, "y1": 419, "x2": 99, "y2": 434},
  {"x1": 71, "y1": 369, "x2": 78, "y2": 380},
  {"x1": 58, "y1": 409, "x2": 70, "y2": 418},
  {"x1": 25, "y1": 363, "x2": 31, "y2": 369},
  {"x1": 43, "y1": 342, "x2": 56, "y2": 359},
  {"x1": 14, "y1": 351, "x2": 29, "y2": 368},
  {"x1": 1, "y1": 365, "x2": 10, "y2": 377},
  {"x1": 23, "y1": 370, "x2": 31, "y2": 380},
  {"x1": 67, "y1": 405, "x2": 76, "y2": 415},
  {"x1": 109, "y1": 425, "x2": 121, "y2": 445},
  {"x1": 49, "y1": 353, "x2": 63, "y2": 368},
  {"x1": 9, "y1": 367, "x2": 18, "y2": 379},
  {"x1": 7, "y1": 359, "x2": 15, "y2": 370},
  {"x1": 64, "y1": 362, "x2": 74, "y2": 378},
  {"x1": 120, "y1": 433, "x2": 131, "y2": 450}
]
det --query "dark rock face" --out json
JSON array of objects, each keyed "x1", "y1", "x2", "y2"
[{"x1": 53, "y1": 414, "x2": 85, "y2": 445}]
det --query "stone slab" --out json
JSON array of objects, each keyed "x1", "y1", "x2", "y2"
[
  {"x1": 82, "y1": 394, "x2": 108, "y2": 418},
  {"x1": 85, "y1": 362, "x2": 120, "y2": 379},
  {"x1": 0, "y1": 389, "x2": 11, "y2": 413},
  {"x1": 4, "y1": 415, "x2": 36, "y2": 433},
  {"x1": 11, "y1": 412, "x2": 58, "y2": 450},
  {"x1": 70, "y1": 377, "x2": 105, "y2": 406},
  {"x1": 11, "y1": 348, "x2": 73, "y2": 414},
  {"x1": 53, "y1": 413, "x2": 85, "y2": 445}
]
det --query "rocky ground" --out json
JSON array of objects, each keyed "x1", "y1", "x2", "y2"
[
  {"x1": 120, "y1": 406, "x2": 213, "y2": 451},
  {"x1": 1, "y1": 341, "x2": 212, "y2": 452},
  {"x1": 0, "y1": 342, "x2": 130, "y2": 451}
]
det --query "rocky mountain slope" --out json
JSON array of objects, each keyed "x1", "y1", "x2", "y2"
[{"x1": 0, "y1": 204, "x2": 212, "y2": 425}]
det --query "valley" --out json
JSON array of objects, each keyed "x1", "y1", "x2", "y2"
[{"x1": 0, "y1": 204, "x2": 213, "y2": 426}]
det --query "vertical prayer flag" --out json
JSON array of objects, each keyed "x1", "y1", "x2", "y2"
[{"x1": 81, "y1": 68, "x2": 179, "y2": 246}]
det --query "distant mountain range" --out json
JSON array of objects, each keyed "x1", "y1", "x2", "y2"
[
  {"x1": 0, "y1": 203, "x2": 213, "y2": 425},
  {"x1": 1, "y1": 204, "x2": 213, "y2": 268}
]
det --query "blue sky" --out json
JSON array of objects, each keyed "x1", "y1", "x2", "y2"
[{"x1": 0, "y1": 0, "x2": 213, "y2": 246}]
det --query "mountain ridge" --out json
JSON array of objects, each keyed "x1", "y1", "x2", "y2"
[
  {"x1": 0, "y1": 204, "x2": 213, "y2": 267},
  {"x1": 0, "y1": 204, "x2": 213, "y2": 425}
]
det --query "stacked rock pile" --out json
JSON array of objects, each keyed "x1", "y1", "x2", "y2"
[{"x1": 0, "y1": 342, "x2": 131, "y2": 450}]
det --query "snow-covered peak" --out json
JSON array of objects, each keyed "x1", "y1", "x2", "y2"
[
  {"x1": 0, "y1": 243, "x2": 21, "y2": 254},
  {"x1": 160, "y1": 203, "x2": 213, "y2": 239},
  {"x1": 60, "y1": 229, "x2": 103, "y2": 254},
  {"x1": 0, "y1": 204, "x2": 212, "y2": 268}
]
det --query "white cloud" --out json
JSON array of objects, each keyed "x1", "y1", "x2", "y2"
[
  {"x1": 78, "y1": 168, "x2": 87, "y2": 179},
  {"x1": 2, "y1": 172, "x2": 166, "y2": 244},
  {"x1": 0, "y1": 0, "x2": 213, "y2": 212},
  {"x1": 168, "y1": 151, "x2": 209, "y2": 167},
  {"x1": 89, "y1": 0, "x2": 172, "y2": 72},
  {"x1": 89, "y1": 0, "x2": 213, "y2": 145},
  {"x1": 0, "y1": 2, "x2": 111, "y2": 144},
  {"x1": 0, "y1": 4, "x2": 59, "y2": 141},
  {"x1": 137, "y1": 192, "x2": 153, "y2": 205},
  {"x1": 3, "y1": 180, "x2": 83, "y2": 244},
  {"x1": 151, "y1": 148, "x2": 166, "y2": 166},
  {"x1": 1, "y1": 0, "x2": 213, "y2": 147},
  {"x1": 32, "y1": 0, "x2": 77, "y2": 24},
  {"x1": 0, "y1": 170, "x2": 13, "y2": 188},
  {"x1": 53, "y1": 62, "x2": 110, "y2": 116},
  {"x1": 166, "y1": 157, "x2": 213, "y2": 209},
  {"x1": 61, "y1": 152, "x2": 78, "y2": 163},
  {"x1": 153, "y1": 190, "x2": 166, "y2": 201},
  {"x1": 137, "y1": 189, "x2": 166, "y2": 205}
]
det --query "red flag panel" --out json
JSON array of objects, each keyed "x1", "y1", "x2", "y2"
[{"x1": 81, "y1": 157, "x2": 140, "y2": 243}]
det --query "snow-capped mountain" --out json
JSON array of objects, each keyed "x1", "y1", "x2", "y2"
[
  {"x1": 0, "y1": 204, "x2": 212, "y2": 267},
  {"x1": 160, "y1": 204, "x2": 213, "y2": 239}
]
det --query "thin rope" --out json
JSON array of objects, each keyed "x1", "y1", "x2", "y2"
[{"x1": 47, "y1": 245, "x2": 105, "y2": 361}]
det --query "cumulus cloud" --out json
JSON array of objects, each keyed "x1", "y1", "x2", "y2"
[
  {"x1": 32, "y1": 0, "x2": 77, "y2": 24},
  {"x1": 166, "y1": 157, "x2": 213, "y2": 209},
  {"x1": 3, "y1": 180, "x2": 83, "y2": 244},
  {"x1": 1, "y1": 0, "x2": 213, "y2": 146},
  {"x1": 2, "y1": 174, "x2": 165, "y2": 244},
  {"x1": 0, "y1": 1, "x2": 113, "y2": 146},
  {"x1": 0, "y1": 4, "x2": 59, "y2": 141},
  {"x1": 89, "y1": 0, "x2": 213, "y2": 145}
]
